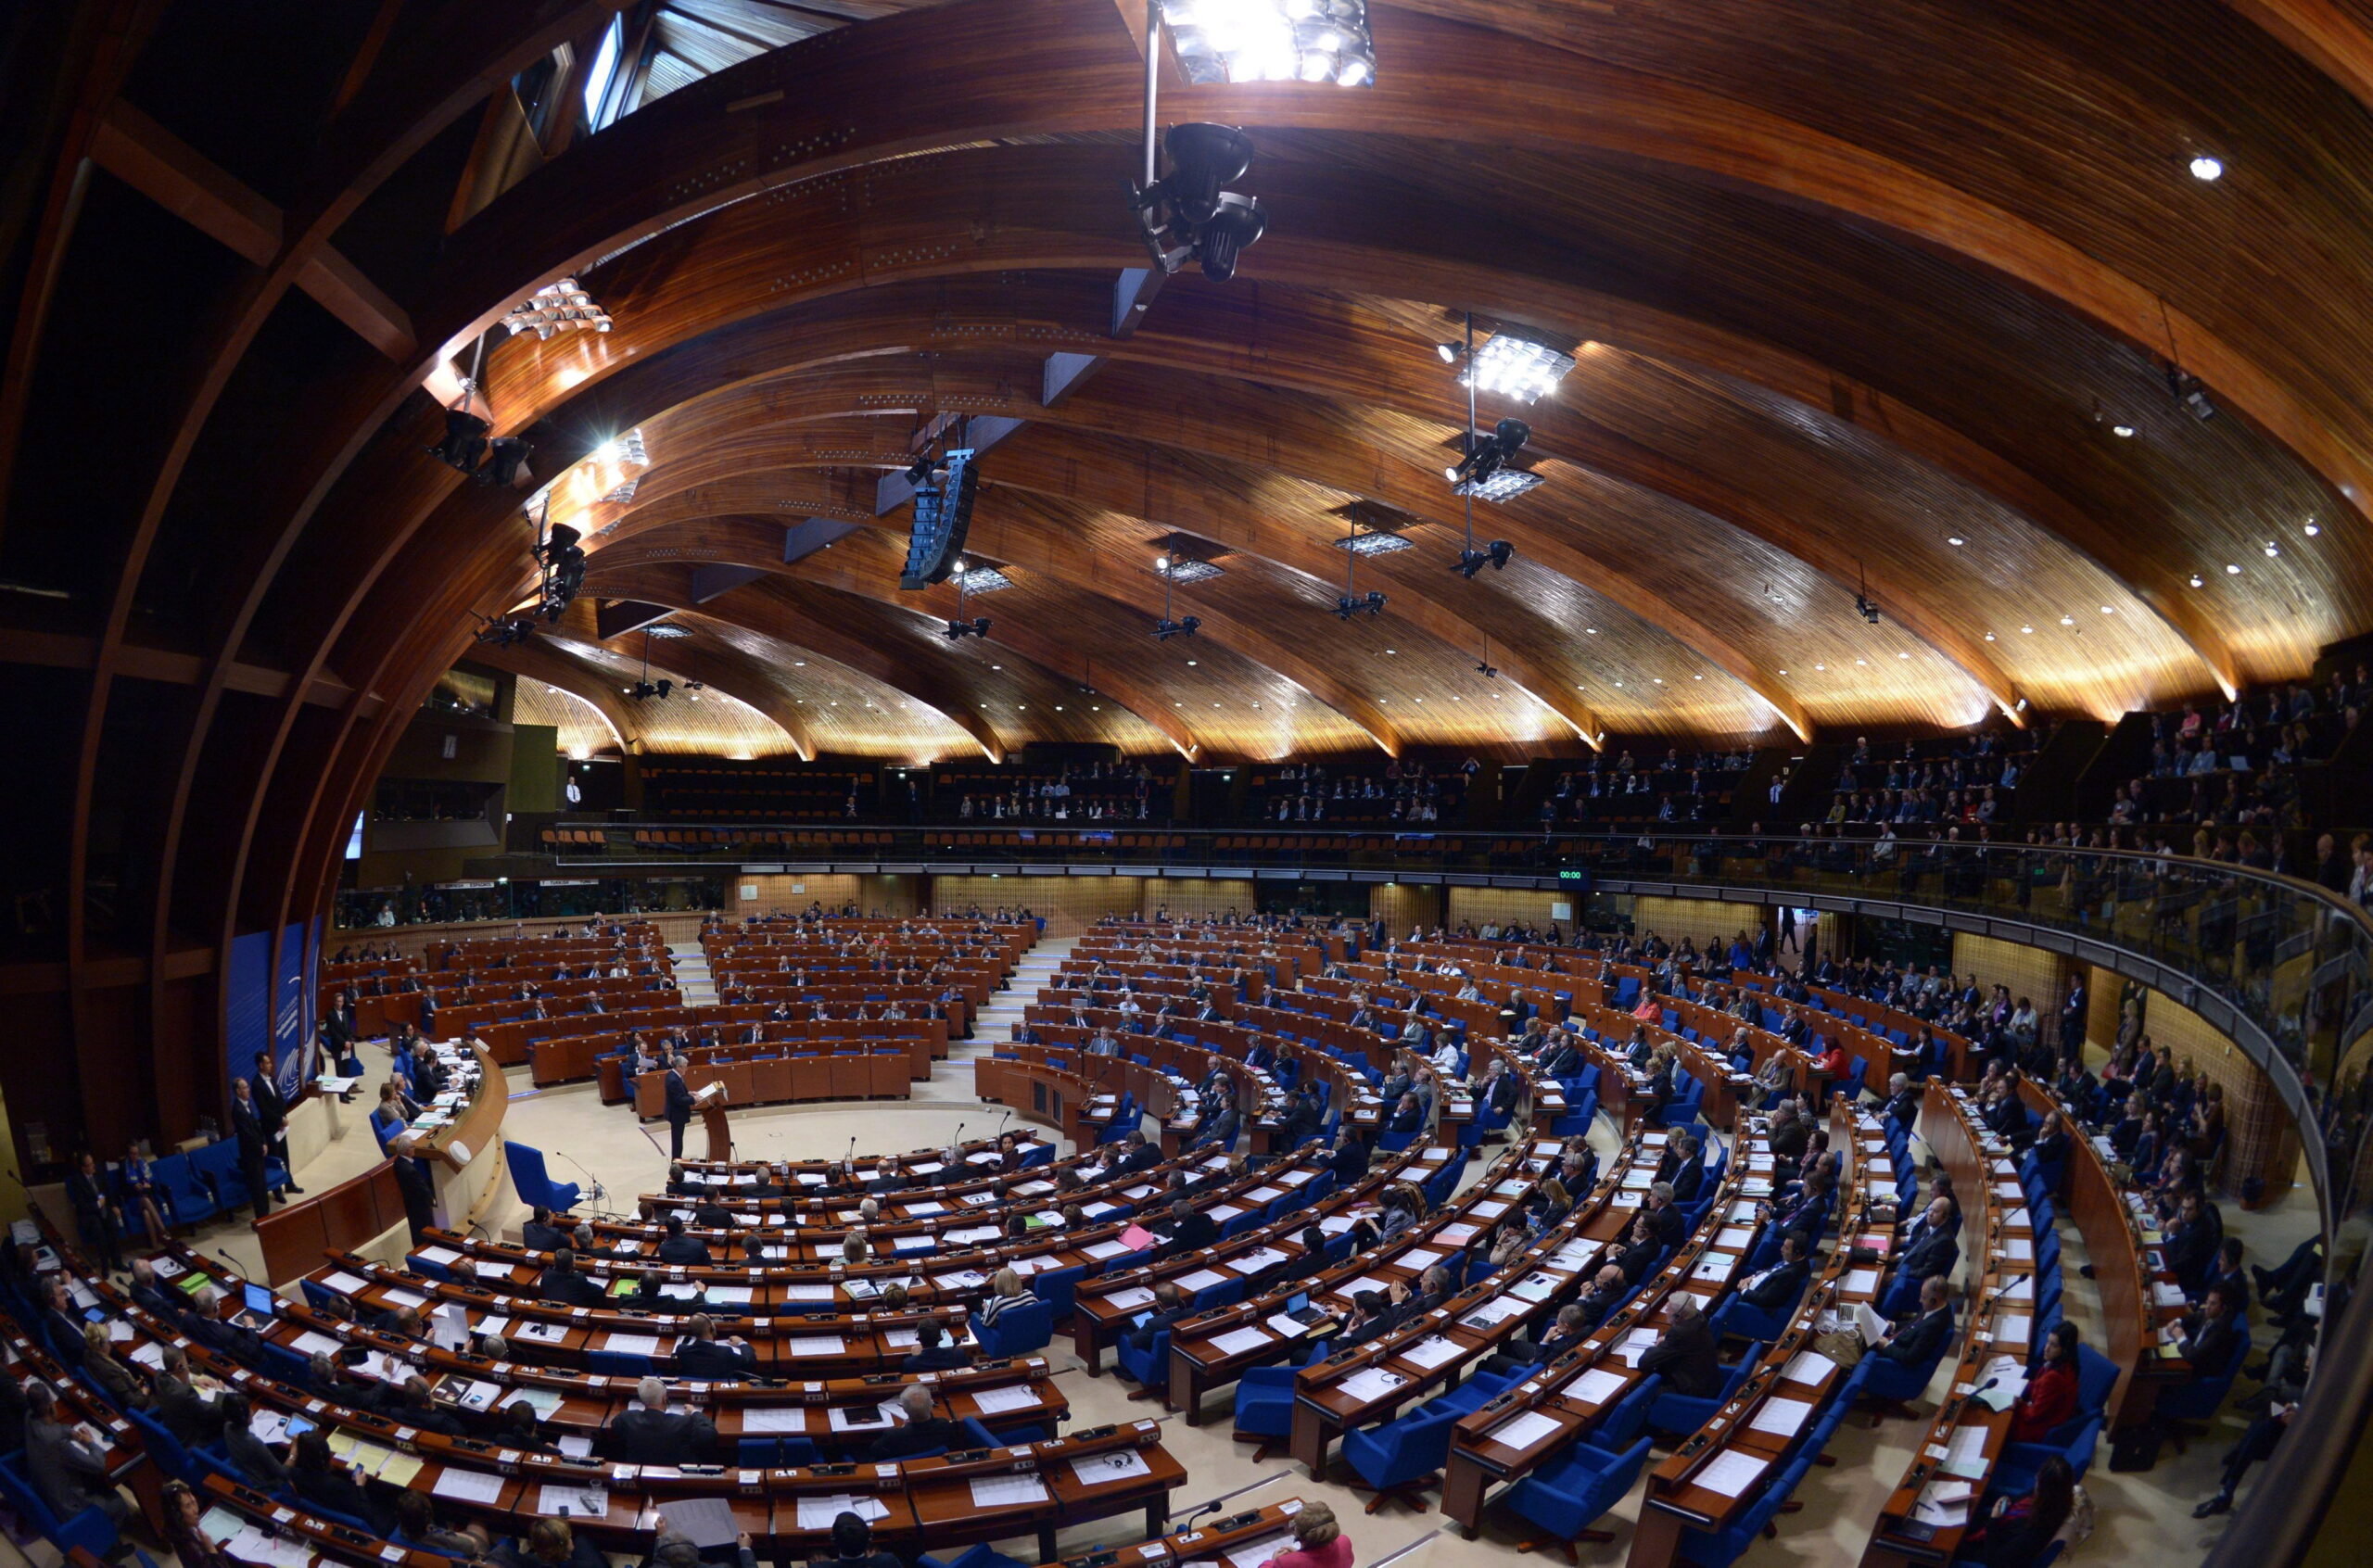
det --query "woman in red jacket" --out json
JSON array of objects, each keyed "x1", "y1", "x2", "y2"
[
  {"x1": 1263, "y1": 1503, "x2": 1352, "y2": 1568},
  {"x1": 2008, "y1": 1322, "x2": 2082, "y2": 1443}
]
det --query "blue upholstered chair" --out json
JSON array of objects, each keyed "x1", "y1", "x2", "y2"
[
  {"x1": 1503, "y1": 1436, "x2": 1655, "y2": 1556},
  {"x1": 1340, "y1": 1395, "x2": 1464, "y2": 1513}
]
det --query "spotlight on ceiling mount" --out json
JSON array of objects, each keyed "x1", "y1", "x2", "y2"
[
  {"x1": 944, "y1": 616, "x2": 992, "y2": 640},
  {"x1": 474, "y1": 614, "x2": 538, "y2": 648},
  {"x1": 1153, "y1": 616, "x2": 1201, "y2": 641},
  {"x1": 1131, "y1": 122, "x2": 1267, "y2": 282},
  {"x1": 1855, "y1": 593, "x2": 1881, "y2": 626},
  {"x1": 532, "y1": 517, "x2": 585, "y2": 622},
  {"x1": 1336, "y1": 590, "x2": 1387, "y2": 619},
  {"x1": 1160, "y1": 0, "x2": 1377, "y2": 86},
  {"x1": 425, "y1": 382, "x2": 533, "y2": 489},
  {"x1": 1459, "y1": 334, "x2": 1576, "y2": 403},
  {"x1": 1475, "y1": 660, "x2": 1499, "y2": 678},
  {"x1": 1453, "y1": 538, "x2": 1515, "y2": 578},
  {"x1": 1446, "y1": 416, "x2": 1531, "y2": 491}
]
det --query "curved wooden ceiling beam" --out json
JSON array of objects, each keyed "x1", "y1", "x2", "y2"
[
  {"x1": 577, "y1": 365, "x2": 1834, "y2": 737},
  {"x1": 465, "y1": 636, "x2": 642, "y2": 757},
  {"x1": 574, "y1": 565, "x2": 1010, "y2": 764},
  {"x1": 591, "y1": 525, "x2": 1205, "y2": 761},
  {"x1": 452, "y1": 158, "x2": 2249, "y2": 697},
  {"x1": 558, "y1": 630, "x2": 819, "y2": 762},
  {"x1": 432, "y1": 177, "x2": 2214, "y2": 725},
  {"x1": 2217, "y1": 3, "x2": 2373, "y2": 121},
  {"x1": 594, "y1": 461, "x2": 1607, "y2": 749},
  {"x1": 425, "y1": 0, "x2": 2373, "y2": 543},
  {"x1": 597, "y1": 512, "x2": 1404, "y2": 758}
]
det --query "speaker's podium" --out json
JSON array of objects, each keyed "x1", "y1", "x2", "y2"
[{"x1": 693, "y1": 1081, "x2": 731, "y2": 1160}]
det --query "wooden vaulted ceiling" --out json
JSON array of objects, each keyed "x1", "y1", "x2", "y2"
[{"x1": 11, "y1": 0, "x2": 2373, "y2": 1140}]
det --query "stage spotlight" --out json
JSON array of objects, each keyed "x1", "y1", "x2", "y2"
[
  {"x1": 1453, "y1": 539, "x2": 1516, "y2": 576},
  {"x1": 1446, "y1": 416, "x2": 1531, "y2": 489},
  {"x1": 1131, "y1": 123, "x2": 1268, "y2": 282},
  {"x1": 944, "y1": 616, "x2": 992, "y2": 640},
  {"x1": 1856, "y1": 593, "x2": 1882, "y2": 626},
  {"x1": 428, "y1": 406, "x2": 489, "y2": 473},
  {"x1": 474, "y1": 615, "x2": 537, "y2": 648},
  {"x1": 1476, "y1": 661, "x2": 1499, "y2": 678},
  {"x1": 1335, "y1": 590, "x2": 1387, "y2": 619},
  {"x1": 1436, "y1": 341, "x2": 1463, "y2": 363},
  {"x1": 1153, "y1": 616, "x2": 1201, "y2": 641},
  {"x1": 477, "y1": 436, "x2": 534, "y2": 488}
]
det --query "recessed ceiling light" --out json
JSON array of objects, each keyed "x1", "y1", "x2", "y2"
[
  {"x1": 2226, "y1": 563, "x2": 2241, "y2": 575},
  {"x1": 991, "y1": 664, "x2": 1002, "y2": 670},
  {"x1": 1814, "y1": 664, "x2": 1826, "y2": 671},
  {"x1": 2264, "y1": 541, "x2": 2280, "y2": 557},
  {"x1": 2112, "y1": 424, "x2": 2135, "y2": 438},
  {"x1": 2189, "y1": 574, "x2": 2204, "y2": 588},
  {"x1": 2100, "y1": 605, "x2": 2114, "y2": 614},
  {"x1": 1983, "y1": 633, "x2": 1997, "y2": 641},
  {"x1": 1186, "y1": 658, "x2": 1198, "y2": 665},
  {"x1": 2304, "y1": 518, "x2": 2320, "y2": 537},
  {"x1": 1897, "y1": 651, "x2": 1910, "y2": 658},
  {"x1": 2020, "y1": 625, "x2": 2035, "y2": 634},
  {"x1": 2189, "y1": 155, "x2": 2224, "y2": 182},
  {"x1": 1653, "y1": 677, "x2": 1664, "y2": 684},
  {"x1": 793, "y1": 660, "x2": 806, "y2": 666},
  {"x1": 1692, "y1": 674, "x2": 1703, "y2": 680},
  {"x1": 1855, "y1": 658, "x2": 1867, "y2": 665},
  {"x1": 1584, "y1": 627, "x2": 1598, "y2": 635},
  {"x1": 1947, "y1": 536, "x2": 1965, "y2": 547},
  {"x1": 1384, "y1": 649, "x2": 1396, "y2": 655},
  {"x1": 2059, "y1": 614, "x2": 2075, "y2": 626},
  {"x1": 1613, "y1": 680, "x2": 1624, "y2": 688},
  {"x1": 1778, "y1": 669, "x2": 1787, "y2": 675},
  {"x1": 1054, "y1": 704, "x2": 1063, "y2": 711}
]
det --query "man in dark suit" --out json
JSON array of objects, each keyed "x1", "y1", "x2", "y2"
[
  {"x1": 127, "y1": 1259, "x2": 181, "y2": 1322},
  {"x1": 1666, "y1": 1134, "x2": 1707, "y2": 1204},
  {"x1": 1329, "y1": 1132, "x2": 1373, "y2": 1185},
  {"x1": 24, "y1": 1385, "x2": 129, "y2": 1528},
  {"x1": 674, "y1": 1316, "x2": 757, "y2": 1378},
  {"x1": 1121, "y1": 1283, "x2": 1194, "y2": 1357},
  {"x1": 230, "y1": 1077, "x2": 276, "y2": 1217},
  {"x1": 252, "y1": 1051, "x2": 303, "y2": 1194},
  {"x1": 1644, "y1": 1183, "x2": 1687, "y2": 1249},
  {"x1": 538, "y1": 1249, "x2": 604, "y2": 1308},
  {"x1": 1884, "y1": 1072, "x2": 1923, "y2": 1130},
  {"x1": 2178, "y1": 1284, "x2": 2243, "y2": 1374},
  {"x1": 1390, "y1": 1265, "x2": 1456, "y2": 1326},
  {"x1": 863, "y1": 1161, "x2": 908, "y2": 1195},
  {"x1": 1890, "y1": 1197, "x2": 1961, "y2": 1303},
  {"x1": 152, "y1": 1345, "x2": 226, "y2": 1445},
  {"x1": 1195, "y1": 1096, "x2": 1242, "y2": 1152},
  {"x1": 865, "y1": 1385, "x2": 965, "y2": 1461},
  {"x1": 1479, "y1": 1297, "x2": 1598, "y2": 1377},
  {"x1": 2164, "y1": 1191, "x2": 2219, "y2": 1294},
  {"x1": 1386, "y1": 1093, "x2": 1425, "y2": 1136},
  {"x1": 387, "y1": 1131, "x2": 436, "y2": 1245},
  {"x1": 900, "y1": 1319, "x2": 971, "y2": 1372},
  {"x1": 1154, "y1": 1197, "x2": 1219, "y2": 1261},
  {"x1": 1639, "y1": 1298, "x2": 1722, "y2": 1397},
  {"x1": 1112, "y1": 1132, "x2": 1161, "y2": 1175},
  {"x1": 2202, "y1": 1238, "x2": 2249, "y2": 1315},
  {"x1": 521, "y1": 1208, "x2": 571, "y2": 1253},
  {"x1": 608, "y1": 1378, "x2": 717, "y2": 1464},
  {"x1": 656, "y1": 1217, "x2": 710, "y2": 1267},
  {"x1": 663, "y1": 1056, "x2": 695, "y2": 1160},
  {"x1": 1733, "y1": 1233, "x2": 1812, "y2": 1312},
  {"x1": 1871, "y1": 1276, "x2": 1955, "y2": 1368}
]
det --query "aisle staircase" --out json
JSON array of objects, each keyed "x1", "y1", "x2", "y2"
[
  {"x1": 958, "y1": 935, "x2": 1073, "y2": 1057},
  {"x1": 667, "y1": 942, "x2": 718, "y2": 1006}
]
